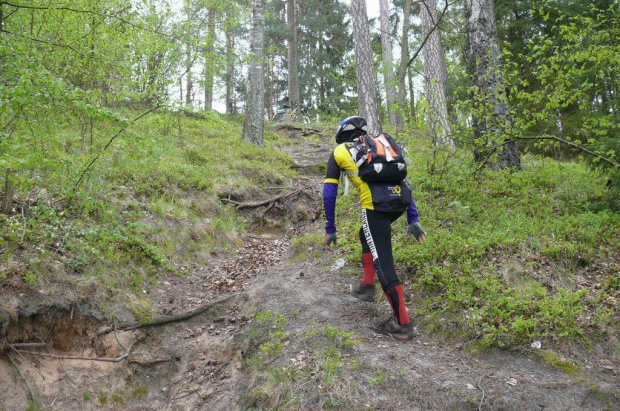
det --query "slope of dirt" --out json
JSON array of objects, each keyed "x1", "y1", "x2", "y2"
[{"x1": 1, "y1": 125, "x2": 618, "y2": 410}]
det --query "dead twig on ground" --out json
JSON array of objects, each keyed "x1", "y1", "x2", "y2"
[
  {"x1": 7, "y1": 353, "x2": 36, "y2": 404},
  {"x1": 477, "y1": 375, "x2": 493, "y2": 411},
  {"x1": 8, "y1": 343, "x2": 46, "y2": 381},
  {"x1": 11, "y1": 343, "x2": 47, "y2": 348}
]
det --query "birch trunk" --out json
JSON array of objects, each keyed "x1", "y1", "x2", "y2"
[
  {"x1": 395, "y1": 0, "x2": 411, "y2": 132},
  {"x1": 465, "y1": 0, "x2": 521, "y2": 169},
  {"x1": 242, "y1": 0, "x2": 265, "y2": 145},
  {"x1": 287, "y1": 0, "x2": 301, "y2": 119},
  {"x1": 350, "y1": 0, "x2": 382, "y2": 136},
  {"x1": 379, "y1": 0, "x2": 396, "y2": 127},
  {"x1": 421, "y1": 0, "x2": 454, "y2": 149}
]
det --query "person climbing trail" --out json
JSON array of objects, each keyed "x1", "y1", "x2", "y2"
[{"x1": 322, "y1": 116, "x2": 427, "y2": 341}]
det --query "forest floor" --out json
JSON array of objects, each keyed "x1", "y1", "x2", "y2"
[{"x1": 0, "y1": 126, "x2": 618, "y2": 410}]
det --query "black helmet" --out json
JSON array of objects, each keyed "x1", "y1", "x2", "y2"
[{"x1": 335, "y1": 116, "x2": 367, "y2": 144}]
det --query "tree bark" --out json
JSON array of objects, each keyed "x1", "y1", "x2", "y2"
[
  {"x1": 421, "y1": 0, "x2": 454, "y2": 149},
  {"x1": 243, "y1": 0, "x2": 266, "y2": 145},
  {"x1": 287, "y1": 0, "x2": 301, "y2": 119},
  {"x1": 267, "y1": 55, "x2": 274, "y2": 120},
  {"x1": 225, "y1": 10, "x2": 236, "y2": 114},
  {"x1": 408, "y1": 65, "x2": 416, "y2": 122},
  {"x1": 396, "y1": 0, "x2": 412, "y2": 132},
  {"x1": 350, "y1": 0, "x2": 382, "y2": 136},
  {"x1": 184, "y1": 0, "x2": 193, "y2": 106},
  {"x1": 465, "y1": 0, "x2": 520, "y2": 169},
  {"x1": 204, "y1": 7, "x2": 216, "y2": 110},
  {"x1": 380, "y1": 0, "x2": 396, "y2": 127}
]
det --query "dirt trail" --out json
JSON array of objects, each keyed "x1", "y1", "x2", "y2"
[{"x1": 1, "y1": 125, "x2": 618, "y2": 410}]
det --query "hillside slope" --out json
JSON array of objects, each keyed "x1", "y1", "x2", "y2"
[{"x1": 1, "y1": 118, "x2": 619, "y2": 410}]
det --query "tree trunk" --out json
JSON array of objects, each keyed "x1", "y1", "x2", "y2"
[
  {"x1": 204, "y1": 7, "x2": 215, "y2": 110},
  {"x1": 408, "y1": 65, "x2": 416, "y2": 122},
  {"x1": 421, "y1": 0, "x2": 454, "y2": 149},
  {"x1": 395, "y1": 0, "x2": 411, "y2": 132},
  {"x1": 465, "y1": 0, "x2": 520, "y2": 169},
  {"x1": 287, "y1": 0, "x2": 301, "y2": 119},
  {"x1": 185, "y1": 49, "x2": 193, "y2": 105},
  {"x1": 350, "y1": 0, "x2": 382, "y2": 136},
  {"x1": 268, "y1": 55, "x2": 274, "y2": 120},
  {"x1": 184, "y1": 0, "x2": 193, "y2": 106},
  {"x1": 380, "y1": 0, "x2": 396, "y2": 127},
  {"x1": 242, "y1": 0, "x2": 266, "y2": 145},
  {"x1": 225, "y1": 14, "x2": 235, "y2": 114}
]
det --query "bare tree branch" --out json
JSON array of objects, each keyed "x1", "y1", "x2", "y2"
[
  {"x1": 514, "y1": 135, "x2": 620, "y2": 169},
  {"x1": 70, "y1": 105, "x2": 161, "y2": 198},
  {"x1": 398, "y1": 0, "x2": 456, "y2": 81}
]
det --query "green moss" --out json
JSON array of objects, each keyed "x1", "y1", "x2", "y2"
[{"x1": 539, "y1": 350, "x2": 581, "y2": 375}]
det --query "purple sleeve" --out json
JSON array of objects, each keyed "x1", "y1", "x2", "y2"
[
  {"x1": 406, "y1": 194, "x2": 419, "y2": 224},
  {"x1": 323, "y1": 182, "x2": 338, "y2": 234}
]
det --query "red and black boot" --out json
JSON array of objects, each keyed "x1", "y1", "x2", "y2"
[{"x1": 351, "y1": 253, "x2": 376, "y2": 302}]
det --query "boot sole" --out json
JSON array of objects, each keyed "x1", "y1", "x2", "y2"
[
  {"x1": 371, "y1": 327, "x2": 414, "y2": 341},
  {"x1": 351, "y1": 291, "x2": 375, "y2": 302},
  {"x1": 371, "y1": 320, "x2": 415, "y2": 341}
]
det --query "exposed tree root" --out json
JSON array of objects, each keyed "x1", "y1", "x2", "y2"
[
  {"x1": 16, "y1": 341, "x2": 135, "y2": 363},
  {"x1": 95, "y1": 293, "x2": 245, "y2": 338},
  {"x1": 220, "y1": 189, "x2": 302, "y2": 210},
  {"x1": 120, "y1": 293, "x2": 244, "y2": 331}
]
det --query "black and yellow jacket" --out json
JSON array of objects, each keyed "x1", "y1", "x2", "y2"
[{"x1": 323, "y1": 142, "x2": 419, "y2": 235}]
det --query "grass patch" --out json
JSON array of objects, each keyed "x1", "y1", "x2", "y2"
[
  {"x1": 0, "y1": 109, "x2": 297, "y2": 317},
  {"x1": 242, "y1": 311, "x2": 362, "y2": 409}
]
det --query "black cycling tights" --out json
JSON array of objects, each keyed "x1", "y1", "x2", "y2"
[{"x1": 359, "y1": 209, "x2": 404, "y2": 292}]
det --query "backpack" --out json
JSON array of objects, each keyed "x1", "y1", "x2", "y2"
[{"x1": 349, "y1": 133, "x2": 407, "y2": 183}]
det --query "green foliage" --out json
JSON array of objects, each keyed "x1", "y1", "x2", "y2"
[
  {"x1": 0, "y1": 110, "x2": 296, "y2": 314},
  {"x1": 244, "y1": 315, "x2": 360, "y2": 410},
  {"x1": 303, "y1": 322, "x2": 361, "y2": 348},
  {"x1": 500, "y1": 1, "x2": 620, "y2": 190},
  {"x1": 336, "y1": 132, "x2": 619, "y2": 349}
]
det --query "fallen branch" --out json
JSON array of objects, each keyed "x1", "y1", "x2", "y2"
[
  {"x1": 220, "y1": 189, "x2": 302, "y2": 210},
  {"x1": 7, "y1": 353, "x2": 36, "y2": 403}
]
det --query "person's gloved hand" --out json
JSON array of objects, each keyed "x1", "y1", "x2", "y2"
[
  {"x1": 324, "y1": 232, "x2": 338, "y2": 247},
  {"x1": 407, "y1": 222, "x2": 426, "y2": 244}
]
